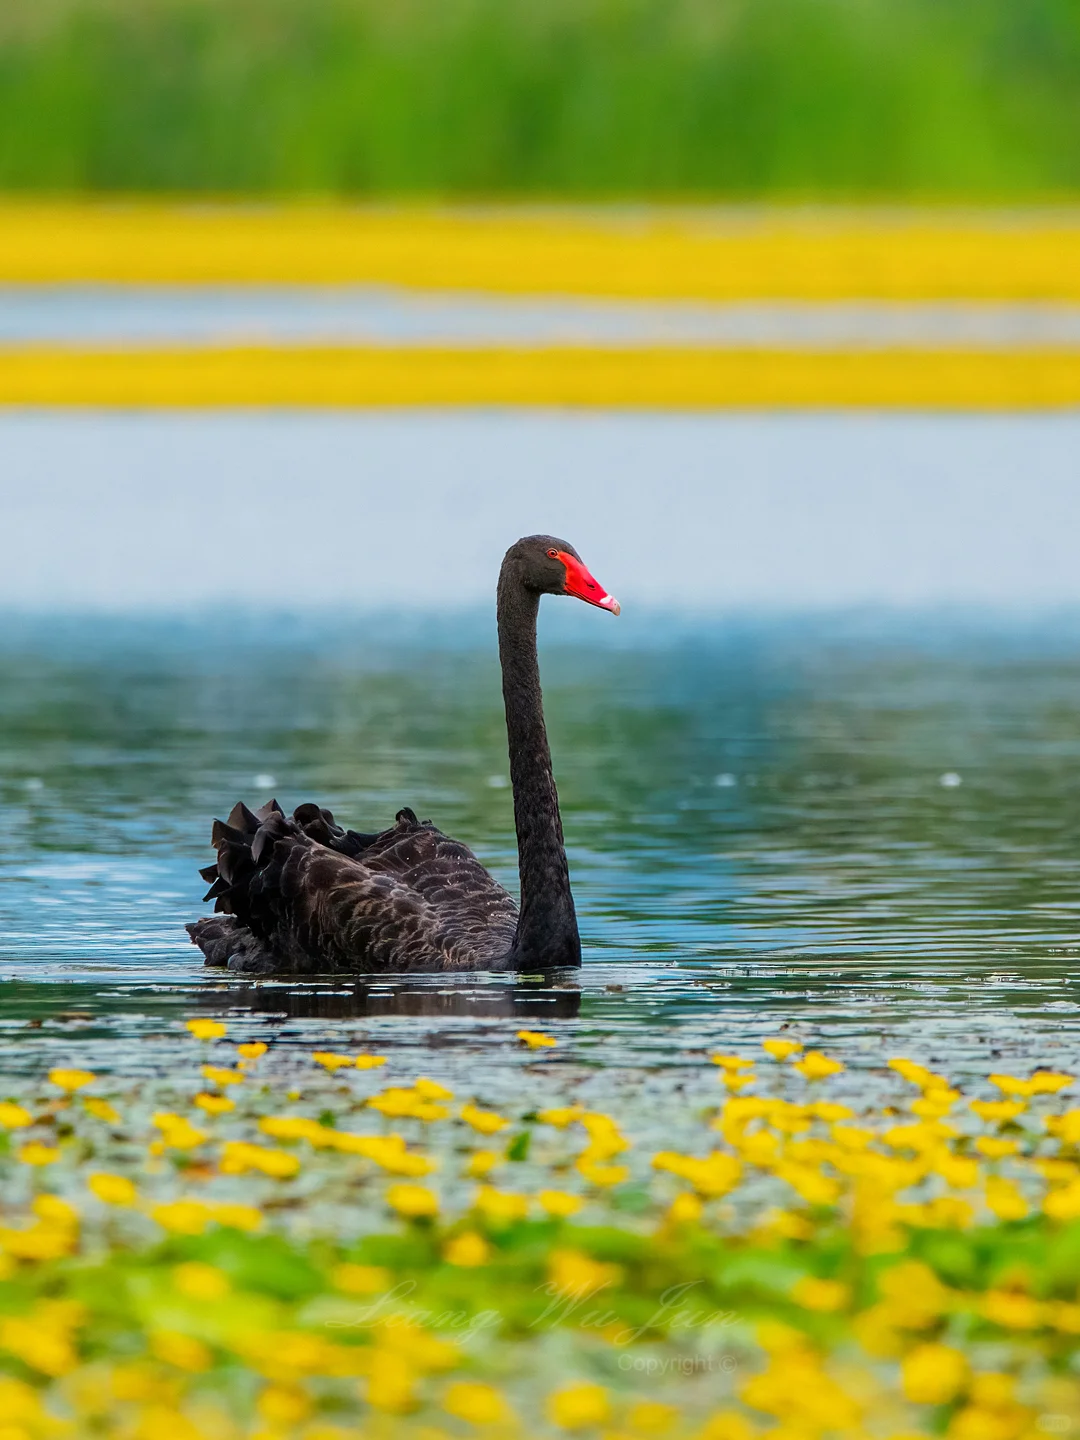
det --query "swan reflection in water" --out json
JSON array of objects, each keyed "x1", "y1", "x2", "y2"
[{"x1": 201, "y1": 973, "x2": 583, "y2": 1023}]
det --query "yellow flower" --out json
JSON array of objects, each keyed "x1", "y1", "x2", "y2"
[
  {"x1": 193, "y1": 1091, "x2": 234, "y2": 1115},
  {"x1": 517, "y1": 1030, "x2": 556, "y2": 1048},
  {"x1": 172, "y1": 1261, "x2": 231, "y2": 1300},
  {"x1": 31, "y1": 1196, "x2": 78, "y2": 1234},
  {"x1": 365, "y1": 1352, "x2": 414, "y2": 1413},
  {"x1": 1046, "y1": 1110, "x2": 1080, "y2": 1144},
  {"x1": 971, "y1": 1098, "x2": 1025, "y2": 1121},
  {"x1": 0, "y1": 1102, "x2": 33, "y2": 1128},
  {"x1": 981, "y1": 1289, "x2": 1043, "y2": 1329},
  {"x1": 538, "y1": 1189, "x2": 584, "y2": 1218},
  {"x1": 791, "y1": 1276, "x2": 850, "y2": 1311},
  {"x1": 985, "y1": 1176, "x2": 1027, "y2": 1221},
  {"x1": 1049, "y1": 1300, "x2": 1080, "y2": 1333},
  {"x1": 761, "y1": 1208, "x2": 813, "y2": 1241},
  {"x1": 18, "y1": 1143, "x2": 59, "y2": 1166},
  {"x1": 443, "y1": 1381, "x2": 513, "y2": 1425},
  {"x1": 576, "y1": 1158, "x2": 630, "y2": 1187},
  {"x1": 87, "y1": 1172, "x2": 137, "y2": 1206},
  {"x1": 0, "y1": 1378, "x2": 45, "y2": 1424},
  {"x1": 257, "y1": 1385, "x2": 312, "y2": 1425},
  {"x1": 793, "y1": 1051, "x2": 844, "y2": 1079},
  {"x1": 152, "y1": 1112, "x2": 208, "y2": 1150},
  {"x1": 333, "y1": 1262, "x2": 392, "y2": 1294},
  {"x1": 696, "y1": 1412, "x2": 756, "y2": 1440},
  {"x1": 549, "y1": 1249, "x2": 621, "y2": 1297},
  {"x1": 901, "y1": 1343, "x2": 969, "y2": 1404},
  {"x1": 667, "y1": 1192, "x2": 703, "y2": 1225},
  {"x1": 474, "y1": 1186, "x2": 529, "y2": 1222},
  {"x1": 810, "y1": 1101, "x2": 854, "y2": 1122},
  {"x1": 236, "y1": 1041, "x2": 268, "y2": 1059},
  {"x1": 832, "y1": 1123, "x2": 875, "y2": 1150},
  {"x1": 652, "y1": 1150, "x2": 741, "y2": 1198},
  {"x1": 775, "y1": 1162, "x2": 840, "y2": 1207},
  {"x1": 1030, "y1": 1070, "x2": 1075, "y2": 1093},
  {"x1": 219, "y1": 1140, "x2": 300, "y2": 1178},
  {"x1": 443, "y1": 1231, "x2": 490, "y2": 1267},
  {"x1": 415, "y1": 1077, "x2": 454, "y2": 1099},
  {"x1": 1037, "y1": 1157, "x2": 1079, "y2": 1183},
  {"x1": 988, "y1": 1070, "x2": 1071, "y2": 1098},
  {"x1": 712, "y1": 1053, "x2": 754, "y2": 1071},
  {"x1": 185, "y1": 1018, "x2": 226, "y2": 1040},
  {"x1": 151, "y1": 1200, "x2": 211, "y2": 1235},
  {"x1": 312, "y1": 1052, "x2": 355, "y2": 1071},
  {"x1": 974, "y1": 1136, "x2": 1019, "y2": 1158},
  {"x1": 762, "y1": 1038, "x2": 802, "y2": 1060},
  {"x1": 883, "y1": 1119, "x2": 956, "y2": 1152},
  {"x1": 150, "y1": 1329, "x2": 213, "y2": 1372},
  {"x1": 1045, "y1": 1182, "x2": 1080, "y2": 1220},
  {"x1": 580, "y1": 1112, "x2": 629, "y2": 1158},
  {"x1": 889, "y1": 1057, "x2": 943, "y2": 1088},
  {"x1": 912, "y1": 1088, "x2": 960, "y2": 1117},
  {"x1": 48, "y1": 1068, "x2": 94, "y2": 1092},
  {"x1": 354, "y1": 1054, "x2": 388, "y2": 1069},
  {"x1": 386, "y1": 1183, "x2": 439, "y2": 1218},
  {"x1": 936, "y1": 1152, "x2": 980, "y2": 1189},
  {"x1": 0, "y1": 1314, "x2": 78, "y2": 1376},
  {"x1": 968, "y1": 1372, "x2": 1017, "y2": 1408},
  {"x1": 547, "y1": 1383, "x2": 611, "y2": 1430},
  {"x1": 369, "y1": 1087, "x2": 448, "y2": 1121},
  {"x1": 466, "y1": 1149, "x2": 500, "y2": 1179},
  {"x1": 200, "y1": 1064, "x2": 244, "y2": 1087},
  {"x1": 537, "y1": 1106, "x2": 585, "y2": 1128},
  {"x1": 260, "y1": 1114, "x2": 326, "y2": 1143},
  {"x1": 211, "y1": 1201, "x2": 263, "y2": 1231},
  {"x1": 82, "y1": 1096, "x2": 120, "y2": 1123},
  {"x1": 627, "y1": 1401, "x2": 679, "y2": 1433},
  {"x1": 329, "y1": 1131, "x2": 434, "y2": 1176},
  {"x1": 0, "y1": 1225, "x2": 72, "y2": 1261},
  {"x1": 460, "y1": 1102, "x2": 509, "y2": 1135}
]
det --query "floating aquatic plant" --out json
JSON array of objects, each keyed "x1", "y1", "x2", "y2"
[{"x1": 0, "y1": 1028, "x2": 1076, "y2": 1435}]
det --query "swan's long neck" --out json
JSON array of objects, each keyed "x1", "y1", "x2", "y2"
[{"x1": 496, "y1": 571, "x2": 581, "y2": 969}]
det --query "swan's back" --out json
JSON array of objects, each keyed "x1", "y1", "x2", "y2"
[{"x1": 188, "y1": 801, "x2": 518, "y2": 973}]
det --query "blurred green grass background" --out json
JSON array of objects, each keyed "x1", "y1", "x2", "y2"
[{"x1": 1, "y1": 0, "x2": 1079, "y2": 197}]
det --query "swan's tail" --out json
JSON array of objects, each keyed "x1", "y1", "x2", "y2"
[
  {"x1": 198, "y1": 799, "x2": 378, "y2": 913},
  {"x1": 188, "y1": 798, "x2": 384, "y2": 968}
]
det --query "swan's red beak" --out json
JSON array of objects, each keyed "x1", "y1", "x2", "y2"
[{"x1": 557, "y1": 551, "x2": 620, "y2": 615}]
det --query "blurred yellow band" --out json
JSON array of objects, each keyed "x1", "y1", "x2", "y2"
[
  {"x1": 3, "y1": 345, "x2": 1080, "y2": 408},
  {"x1": 2, "y1": 204, "x2": 1080, "y2": 298}
]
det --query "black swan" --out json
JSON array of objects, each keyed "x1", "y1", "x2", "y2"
[{"x1": 186, "y1": 535, "x2": 619, "y2": 973}]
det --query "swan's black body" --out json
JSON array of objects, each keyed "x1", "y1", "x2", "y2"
[{"x1": 186, "y1": 536, "x2": 618, "y2": 973}]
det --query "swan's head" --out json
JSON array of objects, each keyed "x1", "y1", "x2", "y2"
[{"x1": 506, "y1": 535, "x2": 620, "y2": 615}]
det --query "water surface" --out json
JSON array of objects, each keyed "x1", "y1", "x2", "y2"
[
  {"x1": 6, "y1": 286, "x2": 1080, "y2": 347},
  {"x1": 0, "y1": 613, "x2": 1077, "y2": 1111}
]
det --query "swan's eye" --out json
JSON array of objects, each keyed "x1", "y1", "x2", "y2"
[{"x1": 547, "y1": 549, "x2": 559, "y2": 559}]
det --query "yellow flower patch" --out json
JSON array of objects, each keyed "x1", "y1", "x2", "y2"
[
  {"x1": 793, "y1": 1051, "x2": 844, "y2": 1080},
  {"x1": 48, "y1": 1068, "x2": 95, "y2": 1093},
  {"x1": 185, "y1": 1018, "x2": 226, "y2": 1040},
  {"x1": 386, "y1": 1184, "x2": 439, "y2": 1219},
  {"x1": 762, "y1": 1038, "x2": 802, "y2": 1060}
]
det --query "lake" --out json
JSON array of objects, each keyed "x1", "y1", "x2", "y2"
[{"x1": 2, "y1": 610, "x2": 1077, "y2": 1110}]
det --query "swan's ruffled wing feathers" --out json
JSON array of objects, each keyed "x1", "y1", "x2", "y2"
[
  {"x1": 188, "y1": 802, "x2": 518, "y2": 973},
  {"x1": 185, "y1": 915, "x2": 277, "y2": 972}
]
